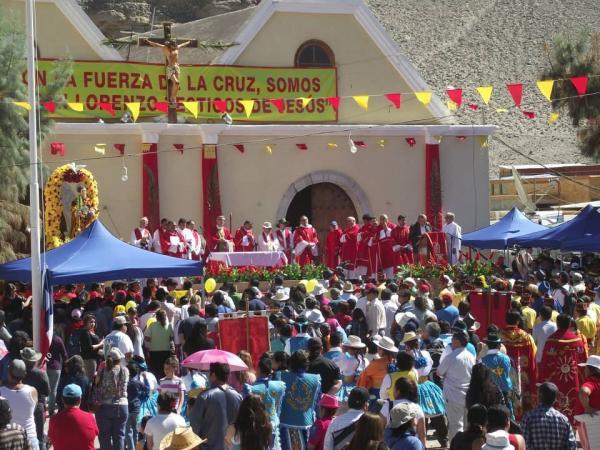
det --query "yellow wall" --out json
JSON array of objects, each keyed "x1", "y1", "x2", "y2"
[{"x1": 234, "y1": 12, "x2": 437, "y2": 125}]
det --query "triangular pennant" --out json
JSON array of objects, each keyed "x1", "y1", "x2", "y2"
[
  {"x1": 384, "y1": 93, "x2": 401, "y2": 109},
  {"x1": 495, "y1": 108, "x2": 508, "y2": 113},
  {"x1": 522, "y1": 111, "x2": 536, "y2": 119},
  {"x1": 41, "y1": 101, "x2": 56, "y2": 113},
  {"x1": 269, "y1": 98, "x2": 285, "y2": 113},
  {"x1": 173, "y1": 144, "x2": 185, "y2": 154},
  {"x1": 113, "y1": 144, "x2": 125, "y2": 155},
  {"x1": 353, "y1": 96, "x2": 369, "y2": 111},
  {"x1": 296, "y1": 143, "x2": 308, "y2": 150},
  {"x1": 213, "y1": 99, "x2": 227, "y2": 113},
  {"x1": 327, "y1": 143, "x2": 338, "y2": 149},
  {"x1": 67, "y1": 102, "x2": 84, "y2": 112},
  {"x1": 478, "y1": 136, "x2": 489, "y2": 148},
  {"x1": 446, "y1": 88, "x2": 463, "y2": 108},
  {"x1": 506, "y1": 83, "x2": 523, "y2": 107},
  {"x1": 13, "y1": 101, "x2": 31, "y2": 111},
  {"x1": 50, "y1": 142, "x2": 65, "y2": 156},
  {"x1": 265, "y1": 145, "x2": 273, "y2": 155},
  {"x1": 126, "y1": 102, "x2": 140, "y2": 122},
  {"x1": 536, "y1": 80, "x2": 555, "y2": 101},
  {"x1": 415, "y1": 92, "x2": 432, "y2": 106},
  {"x1": 476, "y1": 86, "x2": 493, "y2": 105},
  {"x1": 299, "y1": 97, "x2": 312, "y2": 108},
  {"x1": 570, "y1": 76, "x2": 588, "y2": 96},
  {"x1": 155, "y1": 102, "x2": 169, "y2": 113},
  {"x1": 405, "y1": 137, "x2": 416, "y2": 147},
  {"x1": 353, "y1": 141, "x2": 367, "y2": 148},
  {"x1": 548, "y1": 112, "x2": 560, "y2": 124},
  {"x1": 99, "y1": 102, "x2": 116, "y2": 116},
  {"x1": 239, "y1": 100, "x2": 255, "y2": 118},
  {"x1": 434, "y1": 135, "x2": 443, "y2": 144},
  {"x1": 94, "y1": 143, "x2": 106, "y2": 155},
  {"x1": 327, "y1": 97, "x2": 340, "y2": 111},
  {"x1": 183, "y1": 101, "x2": 199, "y2": 119},
  {"x1": 234, "y1": 144, "x2": 245, "y2": 154},
  {"x1": 447, "y1": 100, "x2": 458, "y2": 111}
]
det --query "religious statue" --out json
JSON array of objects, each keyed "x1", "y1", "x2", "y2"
[{"x1": 69, "y1": 185, "x2": 96, "y2": 238}]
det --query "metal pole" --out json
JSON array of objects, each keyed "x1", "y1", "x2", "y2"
[{"x1": 26, "y1": 0, "x2": 43, "y2": 352}]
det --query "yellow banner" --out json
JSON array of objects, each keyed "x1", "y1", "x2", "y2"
[{"x1": 28, "y1": 60, "x2": 338, "y2": 122}]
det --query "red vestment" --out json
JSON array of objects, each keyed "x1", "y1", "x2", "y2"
[
  {"x1": 356, "y1": 224, "x2": 374, "y2": 273},
  {"x1": 208, "y1": 226, "x2": 233, "y2": 252},
  {"x1": 161, "y1": 229, "x2": 185, "y2": 257},
  {"x1": 371, "y1": 223, "x2": 397, "y2": 271},
  {"x1": 500, "y1": 325, "x2": 537, "y2": 420},
  {"x1": 391, "y1": 224, "x2": 413, "y2": 265},
  {"x1": 234, "y1": 227, "x2": 255, "y2": 252},
  {"x1": 340, "y1": 224, "x2": 360, "y2": 270},
  {"x1": 539, "y1": 329, "x2": 588, "y2": 423},
  {"x1": 293, "y1": 225, "x2": 319, "y2": 266},
  {"x1": 325, "y1": 228, "x2": 343, "y2": 269}
]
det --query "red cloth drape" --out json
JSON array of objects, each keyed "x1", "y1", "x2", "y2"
[
  {"x1": 218, "y1": 316, "x2": 270, "y2": 370},
  {"x1": 468, "y1": 291, "x2": 512, "y2": 339},
  {"x1": 425, "y1": 143, "x2": 443, "y2": 231},
  {"x1": 142, "y1": 143, "x2": 160, "y2": 230},
  {"x1": 202, "y1": 144, "x2": 223, "y2": 238}
]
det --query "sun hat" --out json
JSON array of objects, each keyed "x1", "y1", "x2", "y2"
[
  {"x1": 343, "y1": 281, "x2": 355, "y2": 293},
  {"x1": 389, "y1": 402, "x2": 419, "y2": 428},
  {"x1": 579, "y1": 355, "x2": 600, "y2": 370},
  {"x1": 343, "y1": 335, "x2": 366, "y2": 349},
  {"x1": 401, "y1": 331, "x2": 419, "y2": 344},
  {"x1": 395, "y1": 311, "x2": 417, "y2": 327},
  {"x1": 272, "y1": 290, "x2": 290, "y2": 302},
  {"x1": 62, "y1": 383, "x2": 83, "y2": 398},
  {"x1": 125, "y1": 300, "x2": 137, "y2": 313},
  {"x1": 20, "y1": 347, "x2": 42, "y2": 363},
  {"x1": 374, "y1": 336, "x2": 398, "y2": 353},
  {"x1": 403, "y1": 277, "x2": 416, "y2": 286},
  {"x1": 263, "y1": 222, "x2": 273, "y2": 229},
  {"x1": 319, "y1": 394, "x2": 340, "y2": 409},
  {"x1": 312, "y1": 284, "x2": 328, "y2": 296},
  {"x1": 159, "y1": 427, "x2": 206, "y2": 450}
]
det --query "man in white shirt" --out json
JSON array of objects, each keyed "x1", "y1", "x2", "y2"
[
  {"x1": 437, "y1": 331, "x2": 475, "y2": 440},
  {"x1": 380, "y1": 288, "x2": 398, "y2": 336},
  {"x1": 186, "y1": 220, "x2": 205, "y2": 260},
  {"x1": 131, "y1": 217, "x2": 152, "y2": 250},
  {"x1": 323, "y1": 387, "x2": 369, "y2": 450},
  {"x1": 443, "y1": 212, "x2": 462, "y2": 265},
  {"x1": 532, "y1": 305, "x2": 558, "y2": 363},
  {"x1": 103, "y1": 316, "x2": 134, "y2": 366},
  {"x1": 363, "y1": 287, "x2": 386, "y2": 336},
  {"x1": 145, "y1": 392, "x2": 187, "y2": 450}
]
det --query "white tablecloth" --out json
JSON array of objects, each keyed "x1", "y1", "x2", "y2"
[{"x1": 207, "y1": 251, "x2": 288, "y2": 267}]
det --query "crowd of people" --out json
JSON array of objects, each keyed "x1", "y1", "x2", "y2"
[{"x1": 0, "y1": 245, "x2": 600, "y2": 449}]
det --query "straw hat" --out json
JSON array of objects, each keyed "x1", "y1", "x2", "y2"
[
  {"x1": 160, "y1": 427, "x2": 206, "y2": 450},
  {"x1": 342, "y1": 335, "x2": 366, "y2": 349},
  {"x1": 263, "y1": 222, "x2": 273, "y2": 229},
  {"x1": 272, "y1": 290, "x2": 290, "y2": 302},
  {"x1": 343, "y1": 281, "x2": 355, "y2": 293},
  {"x1": 401, "y1": 331, "x2": 419, "y2": 344},
  {"x1": 374, "y1": 336, "x2": 398, "y2": 353}
]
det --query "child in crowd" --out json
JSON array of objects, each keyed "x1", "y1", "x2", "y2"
[{"x1": 158, "y1": 357, "x2": 186, "y2": 414}]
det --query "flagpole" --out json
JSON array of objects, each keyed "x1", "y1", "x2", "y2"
[{"x1": 26, "y1": 0, "x2": 43, "y2": 352}]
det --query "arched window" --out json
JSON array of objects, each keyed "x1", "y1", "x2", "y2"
[{"x1": 295, "y1": 40, "x2": 335, "y2": 67}]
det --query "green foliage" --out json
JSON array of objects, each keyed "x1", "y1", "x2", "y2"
[
  {"x1": 205, "y1": 263, "x2": 329, "y2": 283},
  {"x1": 541, "y1": 32, "x2": 600, "y2": 159}
]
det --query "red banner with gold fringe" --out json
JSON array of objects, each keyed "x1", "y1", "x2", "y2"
[{"x1": 218, "y1": 316, "x2": 270, "y2": 370}]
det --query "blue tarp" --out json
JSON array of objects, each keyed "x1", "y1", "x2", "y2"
[
  {"x1": 461, "y1": 207, "x2": 547, "y2": 249},
  {"x1": 509, "y1": 204, "x2": 600, "y2": 249},
  {"x1": 0, "y1": 220, "x2": 202, "y2": 285}
]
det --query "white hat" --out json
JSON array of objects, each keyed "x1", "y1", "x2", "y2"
[
  {"x1": 389, "y1": 402, "x2": 419, "y2": 428},
  {"x1": 483, "y1": 430, "x2": 513, "y2": 450},
  {"x1": 579, "y1": 355, "x2": 600, "y2": 371},
  {"x1": 395, "y1": 311, "x2": 417, "y2": 327},
  {"x1": 108, "y1": 347, "x2": 125, "y2": 360},
  {"x1": 374, "y1": 336, "x2": 398, "y2": 353},
  {"x1": 272, "y1": 290, "x2": 289, "y2": 302},
  {"x1": 403, "y1": 277, "x2": 416, "y2": 286},
  {"x1": 263, "y1": 222, "x2": 273, "y2": 229},
  {"x1": 312, "y1": 284, "x2": 328, "y2": 296},
  {"x1": 343, "y1": 335, "x2": 366, "y2": 349}
]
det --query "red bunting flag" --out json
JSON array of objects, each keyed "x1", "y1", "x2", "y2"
[
  {"x1": 233, "y1": 144, "x2": 245, "y2": 154},
  {"x1": 353, "y1": 141, "x2": 367, "y2": 147},
  {"x1": 269, "y1": 98, "x2": 285, "y2": 113},
  {"x1": 405, "y1": 137, "x2": 416, "y2": 147},
  {"x1": 456, "y1": 136, "x2": 466, "y2": 141},
  {"x1": 50, "y1": 142, "x2": 65, "y2": 156},
  {"x1": 296, "y1": 143, "x2": 308, "y2": 150},
  {"x1": 113, "y1": 144, "x2": 125, "y2": 155},
  {"x1": 570, "y1": 76, "x2": 588, "y2": 96},
  {"x1": 522, "y1": 111, "x2": 536, "y2": 119},
  {"x1": 446, "y1": 88, "x2": 463, "y2": 108},
  {"x1": 327, "y1": 97, "x2": 340, "y2": 111},
  {"x1": 385, "y1": 93, "x2": 401, "y2": 109},
  {"x1": 155, "y1": 102, "x2": 169, "y2": 113},
  {"x1": 213, "y1": 99, "x2": 227, "y2": 113},
  {"x1": 506, "y1": 83, "x2": 523, "y2": 107},
  {"x1": 41, "y1": 101, "x2": 56, "y2": 113},
  {"x1": 99, "y1": 102, "x2": 116, "y2": 116},
  {"x1": 173, "y1": 144, "x2": 184, "y2": 154},
  {"x1": 468, "y1": 103, "x2": 479, "y2": 110}
]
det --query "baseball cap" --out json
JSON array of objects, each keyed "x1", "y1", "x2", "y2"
[
  {"x1": 62, "y1": 383, "x2": 83, "y2": 398},
  {"x1": 347, "y1": 387, "x2": 370, "y2": 409},
  {"x1": 389, "y1": 402, "x2": 419, "y2": 428}
]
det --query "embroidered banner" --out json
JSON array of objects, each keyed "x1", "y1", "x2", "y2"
[{"x1": 218, "y1": 316, "x2": 270, "y2": 370}]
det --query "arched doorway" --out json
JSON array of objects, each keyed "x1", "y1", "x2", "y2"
[{"x1": 286, "y1": 182, "x2": 358, "y2": 255}]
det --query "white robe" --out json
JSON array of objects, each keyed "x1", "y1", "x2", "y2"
[
  {"x1": 443, "y1": 221, "x2": 462, "y2": 265},
  {"x1": 130, "y1": 227, "x2": 152, "y2": 249},
  {"x1": 152, "y1": 229, "x2": 162, "y2": 253},
  {"x1": 257, "y1": 231, "x2": 280, "y2": 252}
]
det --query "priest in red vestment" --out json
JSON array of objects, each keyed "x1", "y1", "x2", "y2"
[
  {"x1": 539, "y1": 313, "x2": 588, "y2": 424},
  {"x1": 340, "y1": 216, "x2": 360, "y2": 278},
  {"x1": 371, "y1": 214, "x2": 397, "y2": 279},
  {"x1": 208, "y1": 215, "x2": 233, "y2": 252},
  {"x1": 276, "y1": 218, "x2": 293, "y2": 261},
  {"x1": 160, "y1": 221, "x2": 185, "y2": 257},
  {"x1": 391, "y1": 214, "x2": 413, "y2": 266},
  {"x1": 130, "y1": 216, "x2": 152, "y2": 250},
  {"x1": 293, "y1": 215, "x2": 319, "y2": 266},
  {"x1": 234, "y1": 220, "x2": 256, "y2": 252},
  {"x1": 500, "y1": 311, "x2": 538, "y2": 420},
  {"x1": 356, "y1": 214, "x2": 375, "y2": 278},
  {"x1": 325, "y1": 220, "x2": 343, "y2": 270}
]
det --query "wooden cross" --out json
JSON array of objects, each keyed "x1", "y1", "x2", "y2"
[{"x1": 138, "y1": 22, "x2": 198, "y2": 123}]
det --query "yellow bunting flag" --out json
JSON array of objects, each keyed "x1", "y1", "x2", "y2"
[
  {"x1": 327, "y1": 143, "x2": 338, "y2": 149},
  {"x1": 125, "y1": 102, "x2": 140, "y2": 122},
  {"x1": 13, "y1": 101, "x2": 31, "y2": 111},
  {"x1": 377, "y1": 139, "x2": 387, "y2": 148},
  {"x1": 353, "y1": 96, "x2": 369, "y2": 111},
  {"x1": 68, "y1": 102, "x2": 84, "y2": 112},
  {"x1": 447, "y1": 100, "x2": 458, "y2": 111},
  {"x1": 94, "y1": 143, "x2": 106, "y2": 155},
  {"x1": 495, "y1": 108, "x2": 508, "y2": 113},
  {"x1": 300, "y1": 97, "x2": 312, "y2": 108},
  {"x1": 548, "y1": 112, "x2": 560, "y2": 124},
  {"x1": 536, "y1": 80, "x2": 555, "y2": 101},
  {"x1": 434, "y1": 135, "x2": 443, "y2": 144},
  {"x1": 239, "y1": 100, "x2": 255, "y2": 118},
  {"x1": 183, "y1": 101, "x2": 199, "y2": 119},
  {"x1": 265, "y1": 145, "x2": 273, "y2": 155},
  {"x1": 479, "y1": 136, "x2": 489, "y2": 148},
  {"x1": 476, "y1": 86, "x2": 493, "y2": 105},
  {"x1": 415, "y1": 92, "x2": 432, "y2": 106}
]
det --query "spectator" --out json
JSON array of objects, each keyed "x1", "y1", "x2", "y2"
[
  {"x1": 158, "y1": 357, "x2": 185, "y2": 414},
  {"x1": 346, "y1": 308, "x2": 369, "y2": 343},
  {"x1": 204, "y1": 304, "x2": 220, "y2": 333},
  {"x1": 307, "y1": 338, "x2": 342, "y2": 396},
  {"x1": 0, "y1": 397, "x2": 30, "y2": 449},
  {"x1": 323, "y1": 387, "x2": 369, "y2": 450},
  {"x1": 228, "y1": 351, "x2": 257, "y2": 393},
  {"x1": 21, "y1": 347, "x2": 49, "y2": 448},
  {"x1": 308, "y1": 394, "x2": 339, "y2": 450},
  {"x1": 384, "y1": 402, "x2": 423, "y2": 450},
  {"x1": 522, "y1": 382, "x2": 576, "y2": 450},
  {"x1": 450, "y1": 404, "x2": 487, "y2": 450},
  {"x1": 159, "y1": 426, "x2": 204, "y2": 450},
  {"x1": 103, "y1": 316, "x2": 134, "y2": 367},
  {"x1": 190, "y1": 363, "x2": 242, "y2": 450},
  {"x1": 435, "y1": 294, "x2": 459, "y2": 326},
  {"x1": 485, "y1": 405, "x2": 525, "y2": 450},
  {"x1": 46, "y1": 333, "x2": 68, "y2": 415},
  {"x1": 79, "y1": 314, "x2": 103, "y2": 380},
  {"x1": 177, "y1": 304, "x2": 203, "y2": 347},
  {"x1": 379, "y1": 377, "x2": 426, "y2": 447},
  {"x1": 0, "y1": 331, "x2": 30, "y2": 384},
  {"x1": 48, "y1": 384, "x2": 98, "y2": 450},
  {"x1": 144, "y1": 309, "x2": 174, "y2": 378},
  {"x1": 225, "y1": 394, "x2": 272, "y2": 450},
  {"x1": 56, "y1": 355, "x2": 90, "y2": 412},
  {"x1": 182, "y1": 320, "x2": 214, "y2": 356},
  {"x1": 465, "y1": 363, "x2": 505, "y2": 410},
  {"x1": 144, "y1": 392, "x2": 186, "y2": 450},
  {"x1": 346, "y1": 412, "x2": 386, "y2": 450},
  {"x1": 0, "y1": 310, "x2": 11, "y2": 346},
  {"x1": 532, "y1": 306, "x2": 557, "y2": 364},
  {"x1": 576, "y1": 355, "x2": 600, "y2": 448}
]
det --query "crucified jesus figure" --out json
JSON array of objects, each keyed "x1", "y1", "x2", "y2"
[{"x1": 142, "y1": 38, "x2": 192, "y2": 104}]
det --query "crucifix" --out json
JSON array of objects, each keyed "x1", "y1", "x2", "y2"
[{"x1": 139, "y1": 22, "x2": 198, "y2": 123}]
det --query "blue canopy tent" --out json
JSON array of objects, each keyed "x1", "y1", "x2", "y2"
[
  {"x1": 461, "y1": 207, "x2": 547, "y2": 249},
  {"x1": 0, "y1": 220, "x2": 202, "y2": 285},
  {"x1": 561, "y1": 233, "x2": 600, "y2": 252},
  {"x1": 509, "y1": 204, "x2": 600, "y2": 249}
]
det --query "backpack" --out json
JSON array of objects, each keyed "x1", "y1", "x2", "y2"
[{"x1": 66, "y1": 329, "x2": 83, "y2": 357}]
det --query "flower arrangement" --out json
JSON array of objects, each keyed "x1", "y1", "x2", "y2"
[
  {"x1": 204, "y1": 263, "x2": 328, "y2": 283},
  {"x1": 396, "y1": 260, "x2": 495, "y2": 280},
  {"x1": 44, "y1": 164, "x2": 99, "y2": 249}
]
